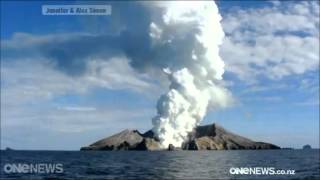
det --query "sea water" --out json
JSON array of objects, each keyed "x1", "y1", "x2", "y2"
[{"x1": 1, "y1": 150, "x2": 319, "y2": 179}]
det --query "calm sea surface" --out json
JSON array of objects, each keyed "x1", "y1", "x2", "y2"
[{"x1": 1, "y1": 150, "x2": 319, "y2": 179}]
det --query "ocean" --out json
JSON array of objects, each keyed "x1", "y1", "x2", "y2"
[{"x1": 1, "y1": 150, "x2": 319, "y2": 179}]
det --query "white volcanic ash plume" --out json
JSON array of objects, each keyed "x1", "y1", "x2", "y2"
[
  {"x1": 151, "y1": 1, "x2": 231, "y2": 148},
  {"x1": 2, "y1": 0, "x2": 231, "y2": 148}
]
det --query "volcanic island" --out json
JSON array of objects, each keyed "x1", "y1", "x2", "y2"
[{"x1": 81, "y1": 123, "x2": 280, "y2": 151}]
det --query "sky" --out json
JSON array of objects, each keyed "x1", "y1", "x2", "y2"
[{"x1": 1, "y1": 0, "x2": 319, "y2": 150}]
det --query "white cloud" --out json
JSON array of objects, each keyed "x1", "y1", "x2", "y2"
[
  {"x1": 85, "y1": 57, "x2": 154, "y2": 93},
  {"x1": 2, "y1": 103, "x2": 155, "y2": 133},
  {"x1": 57, "y1": 106, "x2": 97, "y2": 112},
  {"x1": 294, "y1": 98, "x2": 319, "y2": 106},
  {"x1": 241, "y1": 84, "x2": 289, "y2": 94},
  {"x1": 221, "y1": 1, "x2": 319, "y2": 82},
  {"x1": 299, "y1": 76, "x2": 319, "y2": 94},
  {"x1": 1, "y1": 56, "x2": 160, "y2": 134},
  {"x1": 1, "y1": 57, "x2": 157, "y2": 106}
]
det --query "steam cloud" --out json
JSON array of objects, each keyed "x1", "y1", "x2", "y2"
[
  {"x1": 150, "y1": 1, "x2": 231, "y2": 148},
  {"x1": 2, "y1": 1, "x2": 231, "y2": 148}
]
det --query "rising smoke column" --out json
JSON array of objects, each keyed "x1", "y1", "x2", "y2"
[
  {"x1": 151, "y1": 1, "x2": 231, "y2": 148},
  {"x1": 1, "y1": 1, "x2": 231, "y2": 148}
]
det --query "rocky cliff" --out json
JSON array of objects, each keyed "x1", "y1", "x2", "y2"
[{"x1": 80, "y1": 123, "x2": 280, "y2": 151}]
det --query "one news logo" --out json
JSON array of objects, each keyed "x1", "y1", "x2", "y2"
[
  {"x1": 229, "y1": 167, "x2": 295, "y2": 175},
  {"x1": 3, "y1": 163, "x2": 63, "y2": 174}
]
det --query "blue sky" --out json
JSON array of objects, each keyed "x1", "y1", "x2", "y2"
[{"x1": 1, "y1": 0, "x2": 319, "y2": 150}]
